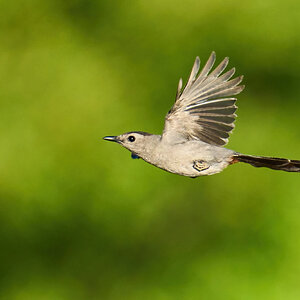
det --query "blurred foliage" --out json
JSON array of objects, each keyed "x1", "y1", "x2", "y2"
[{"x1": 0, "y1": 0, "x2": 300, "y2": 299}]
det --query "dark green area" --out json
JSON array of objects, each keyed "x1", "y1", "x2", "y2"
[{"x1": 0, "y1": 0, "x2": 300, "y2": 299}]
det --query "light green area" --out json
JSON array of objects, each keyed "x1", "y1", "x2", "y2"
[{"x1": 0, "y1": 0, "x2": 300, "y2": 299}]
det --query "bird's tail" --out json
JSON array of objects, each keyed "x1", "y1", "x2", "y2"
[{"x1": 232, "y1": 154, "x2": 300, "y2": 172}]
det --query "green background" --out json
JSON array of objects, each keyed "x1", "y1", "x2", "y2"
[{"x1": 1, "y1": 0, "x2": 300, "y2": 299}]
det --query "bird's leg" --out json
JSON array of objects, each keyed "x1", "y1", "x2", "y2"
[
  {"x1": 193, "y1": 160, "x2": 210, "y2": 172},
  {"x1": 131, "y1": 152, "x2": 140, "y2": 159}
]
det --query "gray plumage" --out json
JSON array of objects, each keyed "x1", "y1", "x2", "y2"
[{"x1": 103, "y1": 52, "x2": 300, "y2": 177}]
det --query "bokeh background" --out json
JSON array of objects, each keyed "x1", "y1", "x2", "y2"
[{"x1": 1, "y1": 0, "x2": 300, "y2": 299}]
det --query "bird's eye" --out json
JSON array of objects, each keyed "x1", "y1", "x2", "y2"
[{"x1": 128, "y1": 136, "x2": 135, "y2": 142}]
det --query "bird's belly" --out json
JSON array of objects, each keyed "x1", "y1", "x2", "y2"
[
  {"x1": 145, "y1": 143, "x2": 233, "y2": 177},
  {"x1": 161, "y1": 157, "x2": 230, "y2": 177}
]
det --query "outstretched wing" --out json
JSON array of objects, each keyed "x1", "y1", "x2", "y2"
[{"x1": 162, "y1": 52, "x2": 244, "y2": 146}]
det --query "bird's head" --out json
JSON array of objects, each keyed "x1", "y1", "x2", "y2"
[{"x1": 103, "y1": 131, "x2": 158, "y2": 156}]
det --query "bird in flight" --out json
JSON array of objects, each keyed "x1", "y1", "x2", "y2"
[{"x1": 103, "y1": 52, "x2": 300, "y2": 177}]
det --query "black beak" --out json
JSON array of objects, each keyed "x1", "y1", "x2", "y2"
[{"x1": 103, "y1": 136, "x2": 119, "y2": 143}]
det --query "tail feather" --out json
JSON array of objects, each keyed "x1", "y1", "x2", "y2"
[{"x1": 233, "y1": 154, "x2": 300, "y2": 172}]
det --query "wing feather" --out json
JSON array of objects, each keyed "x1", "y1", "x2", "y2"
[
  {"x1": 185, "y1": 56, "x2": 200, "y2": 91},
  {"x1": 163, "y1": 52, "x2": 244, "y2": 145}
]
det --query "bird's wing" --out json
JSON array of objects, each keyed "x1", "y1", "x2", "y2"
[{"x1": 162, "y1": 52, "x2": 245, "y2": 146}]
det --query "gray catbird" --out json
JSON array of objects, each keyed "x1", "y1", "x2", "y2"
[{"x1": 104, "y1": 52, "x2": 300, "y2": 177}]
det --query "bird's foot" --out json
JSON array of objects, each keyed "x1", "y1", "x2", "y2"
[{"x1": 193, "y1": 160, "x2": 210, "y2": 172}]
